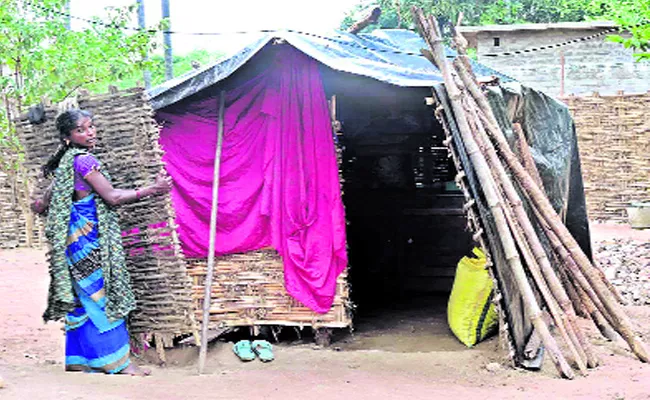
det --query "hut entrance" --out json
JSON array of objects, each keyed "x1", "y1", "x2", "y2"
[{"x1": 323, "y1": 73, "x2": 475, "y2": 344}]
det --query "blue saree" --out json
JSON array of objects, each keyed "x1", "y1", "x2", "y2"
[{"x1": 63, "y1": 194, "x2": 131, "y2": 373}]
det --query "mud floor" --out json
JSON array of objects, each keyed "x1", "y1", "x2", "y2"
[{"x1": 1, "y1": 223, "x2": 650, "y2": 399}]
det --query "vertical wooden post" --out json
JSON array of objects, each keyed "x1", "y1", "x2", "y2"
[
  {"x1": 161, "y1": 0, "x2": 173, "y2": 81},
  {"x1": 198, "y1": 91, "x2": 226, "y2": 374},
  {"x1": 560, "y1": 50, "x2": 565, "y2": 97},
  {"x1": 137, "y1": 0, "x2": 152, "y2": 89}
]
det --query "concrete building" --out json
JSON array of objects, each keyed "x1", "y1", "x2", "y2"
[{"x1": 459, "y1": 22, "x2": 650, "y2": 97}]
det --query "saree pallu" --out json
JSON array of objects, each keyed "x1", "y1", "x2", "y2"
[{"x1": 63, "y1": 194, "x2": 131, "y2": 373}]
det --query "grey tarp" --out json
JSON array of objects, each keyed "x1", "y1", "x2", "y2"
[
  {"x1": 147, "y1": 29, "x2": 510, "y2": 110},
  {"x1": 487, "y1": 82, "x2": 592, "y2": 258}
]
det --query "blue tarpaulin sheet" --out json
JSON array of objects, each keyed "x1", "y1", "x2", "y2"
[{"x1": 147, "y1": 29, "x2": 510, "y2": 110}]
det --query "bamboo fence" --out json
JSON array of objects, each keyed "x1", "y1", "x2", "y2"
[
  {"x1": 0, "y1": 169, "x2": 43, "y2": 248},
  {"x1": 16, "y1": 87, "x2": 352, "y2": 343},
  {"x1": 16, "y1": 88, "x2": 196, "y2": 346},
  {"x1": 563, "y1": 92, "x2": 650, "y2": 221}
]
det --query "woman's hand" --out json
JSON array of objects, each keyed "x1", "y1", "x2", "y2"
[
  {"x1": 30, "y1": 181, "x2": 53, "y2": 215},
  {"x1": 30, "y1": 197, "x2": 45, "y2": 215},
  {"x1": 153, "y1": 170, "x2": 173, "y2": 195}
]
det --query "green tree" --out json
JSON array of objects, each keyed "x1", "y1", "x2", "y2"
[
  {"x1": 341, "y1": 0, "x2": 596, "y2": 32},
  {"x1": 0, "y1": 0, "x2": 159, "y2": 172},
  {"x1": 594, "y1": 0, "x2": 649, "y2": 60},
  {"x1": 109, "y1": 49, "x2": 225, "y2": 91}
]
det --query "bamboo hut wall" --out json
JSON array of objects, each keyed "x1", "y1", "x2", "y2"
[
  {"x1": 0, "y1": 170, "x2": 43, "y2": 248},
  {"x1": 186, "y1": 126, "x2": 352, "y2": 330},
  {"x1": 15, "y1": 88, "x2": 195, "y2": 340},
  {"x1": 187, "y1": 250, "x2": 351, "y2": 329},
  {"x1": 563, "y1": 92, "x2": 650, "y2": 221}
]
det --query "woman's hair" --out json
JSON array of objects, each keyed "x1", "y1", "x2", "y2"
[{"x1": 42, "y1": 109, "x2": 93, "y2": 178}]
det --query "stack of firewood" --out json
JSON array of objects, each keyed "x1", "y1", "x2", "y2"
[{"x1": 412, "y1": 7, "x2": 649, "y2": 379}]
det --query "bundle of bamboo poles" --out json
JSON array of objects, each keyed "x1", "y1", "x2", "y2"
[{"x1": 412, "y1": 7, "x2": 649, "y2": 379}]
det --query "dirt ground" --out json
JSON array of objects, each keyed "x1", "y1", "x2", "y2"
[{"x1": 1, "y1": 222, "x2": 650, "y2": 399}]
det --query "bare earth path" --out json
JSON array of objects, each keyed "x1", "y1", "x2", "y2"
[{"x1": 1, "y1": 223, "x2": 649, "y2": 399}]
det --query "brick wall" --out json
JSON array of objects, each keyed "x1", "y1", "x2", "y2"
[
  {"x1": 476, "y1": 29, "x2": 650, "y2": 97},
  {"x1": 563, "y1": 92, "x2": 650, "y2": 221}
]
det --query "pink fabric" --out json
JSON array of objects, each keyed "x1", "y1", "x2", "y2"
[{"x1": 158, "y1": 48, "x2": 347, "y2": 313}]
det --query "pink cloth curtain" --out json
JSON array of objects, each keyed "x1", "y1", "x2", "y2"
[{"x1": 158, "y1": 48, "x2": 347, "y2": 313}]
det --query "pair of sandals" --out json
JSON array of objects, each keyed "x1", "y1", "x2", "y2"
[{"x1": 233, "y1": 340, "x2": 274, "y2": 362}]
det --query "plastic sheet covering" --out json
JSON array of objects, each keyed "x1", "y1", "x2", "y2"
[
  {"x1": 486, "y1": 82, "x2": 592, "y2": 258},
  {"x1": 147, "y1": 29, "x2": 510, "y2": 110}
]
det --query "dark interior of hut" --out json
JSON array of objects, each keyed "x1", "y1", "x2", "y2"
[{"x1": 320, "y1": 67, "x2": 476, "y2": 339}]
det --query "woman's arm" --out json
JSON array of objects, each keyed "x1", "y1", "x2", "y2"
[
  {"x1": 84, "y1": 170, "x2": 172, "y2": 206},
  {"x1": 31, "y1": 181, "x2": 54, "y2": 215}
]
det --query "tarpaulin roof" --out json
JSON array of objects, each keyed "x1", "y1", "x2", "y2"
[{"x1": 147, "y1": 29, "x2": 512, "y2": 110}]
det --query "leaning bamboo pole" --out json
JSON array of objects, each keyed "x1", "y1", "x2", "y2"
[
  {"x1": 511, "y1": 124, "x2": 590, "y2": 321},
  {"x1": 454, "y1": 53, "x2": 650, "y2": 364},
  {"x1": 454, "y1": 62, "x2": 598, "y2": 369},
  {"x1": 500, "y1": 121, "x2": 599, "y2": 367},
  {"x1": 510, "y1": 124, "x2": 615, "y2": 342},
  {"x1": 463, "y1": 99, "x2": 589, "y2": 373},
  {"x1": 412, "y1": 7, "x2": 574, "y2": 379},
  {"x1": 198, "y1": 91, "x2": 227, "y2": 374}
]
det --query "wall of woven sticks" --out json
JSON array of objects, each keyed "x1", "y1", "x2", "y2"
[
  {"x1": 15, "y1": 88, "x2": 196, "y2": 345},
  {"x1": 563, "y1": 92, "x2": 650, "y2": 221},
  {"x1": 187, "y1": 122, "x2": 351, "y2": 330},
  {"x1": 0, "y1": 169, "x2": 43, "y2": 248},
  {"x1": 15, "y1": 87, "x2": 351, "y2": 338}
]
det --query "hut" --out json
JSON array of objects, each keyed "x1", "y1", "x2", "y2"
[
  {"x1": 146, "y1": 28, "x2": 592, "y2": 358},
  {"x1": 17, "y1": 28, "x2": 599, "y2": 370}
]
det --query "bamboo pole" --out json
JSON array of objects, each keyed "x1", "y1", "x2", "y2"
[
  {"x1": 539, "y1": 209, "x2": 620, "y2": 340},
  {"x1": 572, "y1": 275, "x2": 620, "y2": 342},
  {"x1": 455, "y1": 53, "x2": 650, "y2": 363},
  {"x1": 412, "y1": 7, "x2": 574, "y2": 379},
  {"x1": 464, "y1": 100, "x2": 588, "y2": 373},
  {"x1": 513, "y1": 126, "x2": 589, "y2": 319},
  {"x1": 198, "y1": 91, "x2": 226, "y2": 374},
  {"x1": 505, "y1": 122, "x2": 598, "y2": 367},
  {"x1": 435, "y1": 105, "x2": 513, "y2": 358}
]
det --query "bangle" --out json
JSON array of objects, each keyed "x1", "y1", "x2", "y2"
[{"x1": 136, "y1": 190, "x2": 141, "y2": 200}]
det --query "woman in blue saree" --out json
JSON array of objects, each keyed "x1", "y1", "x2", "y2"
[{"x1": 32, "y1": 109, "x2": 172, "y2": 376}]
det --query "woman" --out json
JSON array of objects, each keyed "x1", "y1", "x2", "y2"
[{"x1": 31, "y1": 109, "x2": 172, "y2": 376}]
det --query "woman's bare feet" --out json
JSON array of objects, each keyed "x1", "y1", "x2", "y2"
[{"x1": 118, "y1": 363, "x2": 151, "y2": 376}]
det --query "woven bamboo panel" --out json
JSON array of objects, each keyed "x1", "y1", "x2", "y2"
[
  {"x1": 0, "y1": 170, "x2": 43, "y2": 248},
  {"x1": 563, "y1": 92, "x2": 650, "y2": 221},
  {"x1": 15, "y1": 88, "x2": 195, "y2": 338},
  {"x1": 187, "y1": 250, "x2": 352, "y2": 329}
]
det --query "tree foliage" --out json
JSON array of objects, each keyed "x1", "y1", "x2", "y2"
[
  {"x1": 340, "y1": 0, "x2": 648, "y2": 60},
  {"x1": 340, "y1": 0, "x2": 596, "y2": 32},
  {"x1": 110, "y1": 49, "x2": 225, "y2": 91},
  {"x1": 595, "y1": 0, "x2": 650, "y2": 60},
  {"x1": 0, "y1": 0, "x2": 159, "y2": 172}
]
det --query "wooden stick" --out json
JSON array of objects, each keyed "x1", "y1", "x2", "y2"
[
  {"x1": 572, "y1": 274, "x2": 620, "y2": 342},
  {"x1": 517, "y1": 133, "x2": 588, "y2": 321},
  {"x1": 411, "y1": 7, "x2": 574, "y2": 379},
  {"x1": 464, "y1": 97, "x2": 588, "y2": 374},
  {"x1": 506, "y1": 121, "x2": 598, "y2": 368},
  {"x1": 348, "y1": 7, "x2": 381, "y2": 34},
  {"x1": 198, "y1": 90, "x2": 227, "y2": 374},
  {"x1": 455, "y1": 52, "x2": 650, "y2": 363}
]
